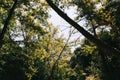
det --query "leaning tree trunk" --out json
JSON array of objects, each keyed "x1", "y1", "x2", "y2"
[
  {"x1": 0, "y1": 0, "x2": 18, "y2": 47},
  {"x1": 46, "y1": 0, "x2": 120, "y2": 56},
  {"x1": 46, "y1": 1, "x2": 120, "y2": 79}
]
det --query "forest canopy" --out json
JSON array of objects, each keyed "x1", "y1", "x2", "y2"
[{"x1": 0, "y1": 0, "x2": 120, "y2": 80}]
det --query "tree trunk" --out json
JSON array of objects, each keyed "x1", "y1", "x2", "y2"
[
  {"x1": 0, "y1": 0, "x2": 18, "y2": 47},
  {"x1": 46, "y1": 0, "x2": 120, "y2": 56}
]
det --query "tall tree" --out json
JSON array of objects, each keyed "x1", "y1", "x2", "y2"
[
  {"x1": 46, "y1": 0, "x2": 120, "y2": 56},
  {"x1": 70, "y1": 30, "x2": 120, "y2": 80},
  {"x1": 0, "y1": 1, "x2": 72, "y2": 80}
]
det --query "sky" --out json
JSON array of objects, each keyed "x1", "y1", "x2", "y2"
[
  {"x1": 48, "y1": 6, "x2": 77, "y2": 36},
  {"x1": 48, "y1": 6, "x2": 85, "y2": 51},
  {"x1": 48, "y1": 6, "x2": 77, "y2": 26},
  {"x1": 13, "y1": 5, "x2": 85, "y2": 50}
]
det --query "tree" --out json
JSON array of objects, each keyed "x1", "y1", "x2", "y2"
[
  {"x1": 0, "y1": 1, "x2": 72, "y2": 80},
  {"x1": 46, "y1": 0, "x2": 120, "y2": 55},
  {"x1": 46, "y1": 0, "x2": 120, "y2": 79},
  {"x1": 70, "y1": 30, "x2": 120, "y2": 80},
  {"x1": 0, "y1": 0, "x2": 120, "y2": 80}
]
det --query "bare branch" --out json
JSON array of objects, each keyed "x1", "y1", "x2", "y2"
[{"x1": 48, "y1": 26, "x2": 73, "y2": 80}]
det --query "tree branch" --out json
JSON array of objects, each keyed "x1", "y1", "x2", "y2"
[
  {"x1": 0, "y1": 0, "x2": 18, "y2": 41},
  {"x1": 46, "y1": 0, "x2": 120, "y2": 56},
  {"x1": 48, "y1": 26, "x2": 72, "y2": 80}
]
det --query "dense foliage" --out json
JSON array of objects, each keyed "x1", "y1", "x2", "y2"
[
  {"x1": 0, "y1": 0, "x2": 120, "y2": 80},
  {"x1": 70, "y1": 30, "x2": 120, "y2": 80}
]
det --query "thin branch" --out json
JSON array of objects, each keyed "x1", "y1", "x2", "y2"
[{"x1": 49, "y1": 26, "x2": 73, "y2": 80}]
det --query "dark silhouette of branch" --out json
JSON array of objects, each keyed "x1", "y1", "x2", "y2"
[
  {"x1": 0, "y1": 0, "x2": 18, "y2": 41},
  {"x1": 48, "y1": 26, "x2": 73, "y2": 80},
  {"x1": 46, "y1": 0, "x2": 120, "y2": 56}
]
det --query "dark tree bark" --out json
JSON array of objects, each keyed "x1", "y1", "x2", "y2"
[
  {"x1": 46, "y1": 0, "x2": 120, "y2": 56},
  {"x1": 46, "y1": 1, "x2": 120, "y2": 79},
  {"x1": 0, "y1": 0, "x2": 18, "y2": 41}
]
